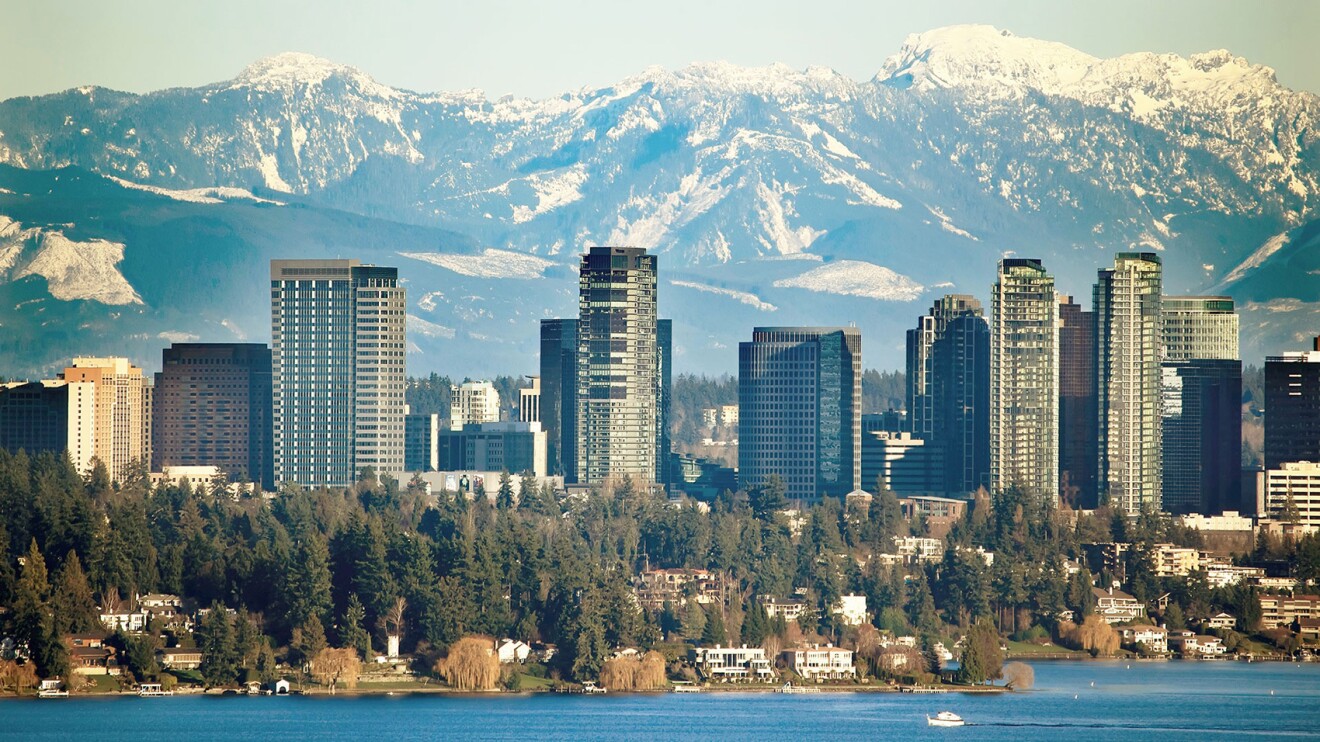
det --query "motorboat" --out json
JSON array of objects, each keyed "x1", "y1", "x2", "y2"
[
  {"x1": 926, "y1": 711, "x2": 965, "y2": 727},
  {"x1": 776, "y1": 682, "x2": 820, "y2": 694}
]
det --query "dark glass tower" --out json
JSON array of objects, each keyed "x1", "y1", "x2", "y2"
[
  {"x1": 739, "y1": 327, "x2": 862, "y2": 501},
  {"x1": 906, "y1": 295, "x2": 989, "y2": 496},
  {"x1": 1264, "y1": 338, "x2": 1320, "y2": 470},
  {"x1": 1058, "y1": 298, "x2": 1098, "y2": 508},
  {"x1": 539, "y1": 319, "x2": 578, "y2": 481}
]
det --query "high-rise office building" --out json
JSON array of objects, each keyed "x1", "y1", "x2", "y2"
[
  {"x1": 1094, "y1": 253, "x2": 1163, "y2": 515},
  {"x1": 1160, "y1": 297, "x2": 1241, "y2": 515},
  {"x1": 450, "y1": 381, "x2": 501, "y2": 430},
  {"x1": 405, "y1": 413, "x2": 440, "y2": 472},
  {"x1": 1264, "y1": 337, "x2": 1320, "y2": 470},
  {"x1": 438, "y1": 421, "x2": 548, "y2": 478},
  {"x1": 270, "y1": 259, "x2": 406, "y2": 488},
  {"x1": 519, "y1": 377, "x2": 541, "y2": 423},
  {"x1": 539, "y1": 319, "x2": 578, "y2": 480},
  {"x1": 990, "y1": 258, "x2": 1059, "y2": 502},
  {"x1": 60, "y1": 357, "x2": 151, "y2": 483},
  {"x1": 1058, "y1": 297, "x2": 1097, "y2": 508},
  {"x1": 905, "y1": 295, "x2": 989, "y2": 495},
  {"x1": 574, "y1": 247, "x2": 664, "y2": 486},
  {"x1": 152, "y1": 343, "x2": 273, "y2": 490},
  {"x1": 0, "y1": 380, "x2": 97, "y2": 474},
  {"x1": 739, "y1": 327, "x2": 862, "y2": 501},
  {"x1": 656, "y1": 318, "x2": 673, "y2": 488}
]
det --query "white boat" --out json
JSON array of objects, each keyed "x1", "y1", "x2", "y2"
[
  {"x1": 37, "y1": 689, "x2": 69, "y2": 698},
  {"x1": 926, "y1": 711, "x2": 965, "y2": 727},
  {"x1": 776, "y1": 682, "x2": 820, "y2": 694},
  {"x1": 671, "y1": 682, "x2": 704, "y2": 693},
  {"x1": 581, "y1": 681, "x2": 607, "y2": 694}
]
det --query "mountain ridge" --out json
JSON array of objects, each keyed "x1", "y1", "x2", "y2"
[{"x1": 0, "y1": 25, "x2": 1316, "y2": 375}]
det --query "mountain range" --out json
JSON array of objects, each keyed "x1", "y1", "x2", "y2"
[{"x1": 0, "y1": 24, "x2": 1316, "y2": 378}]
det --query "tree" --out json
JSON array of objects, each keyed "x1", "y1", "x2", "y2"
[
  {"x1": 255, "y1": 641, "x2": 280, "y2": 685},
  {"x1": 701, "y1": 606, "x2": 727, "y2": 646},
  {"x1": 199, "y1": 604, "x2": 239, "y2": 687},
  {"x1": 1164, "y1": 602, "x2": 1186, "y2": 631},
  {"x1": 13, "y1": 540, "x2": 60, "y2": 678},
  {"x1": 339, "y1": 593, "x2": 371, "y2": 659},
  {"x1": 52, "y1": 551, "x2": 100, "y2": 635},
  {"x1": 748, "y1": 475, "x2": 788, "y2": 519},
  {"x1": 496, "y1": 471, "x2": 515, "y2": 510},
  {"x1": 681, "y1": 601, "x2": 707, "y2": 640},
  {"x1": 1001, "y1": 661, "x2": 1034, "y2": 690},
  {"x1": 436, "y1": 636, "x2": 500, "y2": 690},
  {"x1": 310, "y1": 647, "x2": 361, "y2": 693},
  {"x1": 957, "y1": 619, "x2": 1003, "y2": 684},
  {"x1": 292, "y1": 615, "x2": 328, "y2": 668}
]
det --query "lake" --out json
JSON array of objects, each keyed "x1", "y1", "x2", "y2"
[{"x1": 5, "y1": 660, "x2": 1320, "y2": 740}]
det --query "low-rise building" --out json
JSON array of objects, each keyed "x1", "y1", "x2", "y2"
[
  {"x1": 1152, "y1": 543, "x2": 1201, "y2": 578},
  {"x1": 67, "y1": 635, "x2": 116, "y2": 675},
  {"x1": 832, "y1": 595, "x2": 867, "y2": 627},
  {"x1": 1206, "y1": 613, "x2": 1236, "y2": 630},
  {"x1": 1296, "y1": 617, "x2": 1320, "y2": 642},
  {"x1": 692, "y1": 645, "x2": 775, "y2": 682},
  {"x1": 159, "y1": 648, "x2": 204, "y2": 670},
  {"x1": 1119, "y1": 625, "x2": 1168, "y2": 654},
  {"x1": 1259, "y1": 594, "x2": 1320, "y2": 629},
  {"x1": 497, "y1": 639, "x2": 531, "y2": 664},
  {"x1": 1093, "y1": 587, "x2": 1146, "y2": 624},
  {"x1": 1203, "y1": 562, "x2": 1265, "y2": 588},
  {"x1": 1167, "y1": 631, "x2": 1227, "y2": 656},
  {"x1": 890, "y1": 536, "x2": 944, "y2": 564},
  {"x1": 100, "y1": 609, "x2": 149, "y2": 633},
  {"x1": 782, "y1": 645, "x2": 855, "y2": 681},
  {"x1": 763, "y1": 596, "x2": 808, "y2": 623},
  {"x1": 634, "y1": 568, "x2": 722, "y2": 611}
]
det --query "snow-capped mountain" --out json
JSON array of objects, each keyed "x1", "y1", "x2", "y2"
[{"x1": 0, "y1": 25, "x2": 1315, "y2": 375}]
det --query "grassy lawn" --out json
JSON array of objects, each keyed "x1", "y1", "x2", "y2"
[
  {"x1": 1005, "y1": 640, "x2": 1088, "y2": 656},
  {"x1": 512, "y1": 673, "x2": 554, "y2": 690},
  {"x1": 77, "y1": 674, "x2": 124, "y2": 693}
]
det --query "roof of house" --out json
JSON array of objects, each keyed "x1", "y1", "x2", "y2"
[{"x1": 1093, "y1": 586, "x2": 1139, "y2": 602}]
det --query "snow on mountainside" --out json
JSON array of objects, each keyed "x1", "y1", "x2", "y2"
[
  {"x1": 0, "y1": 216, "x2": 141, "y2": 304},
  {"x1": 0, "y1": 26, "x2": 1316, "y2": 372}
]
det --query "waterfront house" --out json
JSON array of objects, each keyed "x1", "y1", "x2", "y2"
[
  {"x1": 1167, "y1": 631, "x2": 1227, "y2": 656},
  {"x1": 497, "y1": 639, "x2": 531, "y2": 664},
  {"x1": 1119, "y1": 625, "x2": 1168, "y2": 654},
  {"x1": 1093, "y1": 587, "x2": 1146, "y2": 624},
  {"x1": 159, "y1": 648, "x2": 204, "y2": 670},
  {"x1": 66, "y1": 635, "x2": 117, "y2": 675},
  {"x1": 1296, "y1": 617, "x2": 1320, "y2": 642},
  {"x1": 782, "y1": 644, "x2": 856, "y2": 681},
  {"x1": 691, "y1": 645, "x2": 775, "y2": 682},
  {"x1": 1206, "y1": 613, "x2": 1236, "y2": 630}
]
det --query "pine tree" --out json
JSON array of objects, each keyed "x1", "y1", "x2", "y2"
[
  {"x1": 496, "y1": 471, "x2": 515, "y2": 510},
  {"x1": 340, "y1": 593, "x2": 371, "y2": 659},
  {"x1": 701, "y1": 605, "x2": 727, "y2": 646},
  {"x1": 53, "y1": 550, "x2": 100, "y2": 635},
  {"x1": 14, "y1": 540, "x2": 54, "y2": 674},
  {"x1": 199, "y1": 603, "x2": 238, "y2": 688}
]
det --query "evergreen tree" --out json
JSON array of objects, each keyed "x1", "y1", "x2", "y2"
[
  {"x1": 496, "y1": 471, "x2": 515, "y2": 510},
  {"x1": 52, "y1": 550, "x2": 100, "y2": 635},
  {"x1": 681, "y1": 601, "x2": 707, "y2": 640},
  {"x1": 199, "y1": 603, "x2": 239, "y2": 688},
  {"x1": 340, "y1": 593, "x2": 371, "y2": 659},
  {"x1": 701, "y1": 606, "x2": 727, "y2": 645},
  {"x1": 957, "y1": 619, "x2": 1003, "y2": 685},
  {"x1": 13, "y1": 540, "x2": 55, "y2": 674}
]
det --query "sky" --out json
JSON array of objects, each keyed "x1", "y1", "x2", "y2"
[{"x1": 2, "y1": 0, "x2": 1316, "y2": 100}]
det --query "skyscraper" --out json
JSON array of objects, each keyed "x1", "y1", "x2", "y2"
[
  {"x1": 519, "y1": 377, "x2": 541, "y2": 423},
  {"x1": 152, "y1": 343, "x2": 273, "y2": 490},
  {"x1": 1160, "y1": 297, "x2": 1241, "y2": 515},
  {"x1": 574, "y1": 247, "x2": 663, "y2": 486},
  {"x1": 990, "y1": 258, "x2": 1059, "y2": 502},
  {"x1": 60, "y1": 357, "x2": 152, "y2": 483},
  {"x1": 1058, "y1": 297, "x2": 1098, "y2": 508},
  {"x1": 739, "y1": 327, "x2": 862, "y2": 501},
  {"x1": 270, "y1": 259, "x2": 406, "y2": 488},
  {"x1": 404, "y1": 412, "x2": 439, "y2": 472},
  {"x1": 1264, "y1": 337, "x2": 1320, "y2": 470},
  {"x1": 905, "y1": 295, "x2": 989, "y2": 495},
  {"x1": 539, "y1": 319, "x2": 578, "y2": 480},
  {"x1": 1094, "y1": 253, "x2": 1163, "y2": 515},
  {"x1": 656, "y1": 318, "x2": 673, "y2": 488}
]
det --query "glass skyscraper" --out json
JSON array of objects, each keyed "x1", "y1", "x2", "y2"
[
  {"x1": 574, "y1": 247, "x2": 668, "y2": 486},
  {"x1": 990, "y1": 258, "x2": 1059, "y2": 503},
  {"x1": 905, "y1": 296, "x2": 989, "y2": 496},
  {"x1": 1094, "y1": 253, "x2": 1162, "y2": 515},
  {"x1": 270, "y1": 259, "x2": 406, "y2": 488},
  {"x1": 739, "y1": 327, "x2": 862, "y2": 501}
]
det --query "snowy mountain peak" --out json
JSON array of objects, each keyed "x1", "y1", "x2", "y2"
[
  {"x1": 877, "y1": 24, "x2": 1097, "y2": 92},
  {"x1": 233, "y1": 52, "x2": 399, "y2": 98}
]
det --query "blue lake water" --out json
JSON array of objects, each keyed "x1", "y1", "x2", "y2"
[{"x1": 4, "y1": 660, "x2": 1320, "y2": 740}]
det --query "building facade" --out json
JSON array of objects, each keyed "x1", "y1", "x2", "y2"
[
  {"x1": 438, "y1": 421, "x2": 548, "y2": 478},
  {"x1": 1094, "y1": 253, "x2": 1163, "y2": 515},
  {"x1": 60, "y1": 357, "x2": 151, "y2": 483},
  {"x1": 905, "y1": 295, "x2": 989, "y2": 495},
  {"x1": 0, "y1": 380, "x2": 97, "y2": 474},
  {"x1": 1258, "y1": 461, "x2": 1320, "y2": 531},
  {"x1": 861, "y1": 431, "x2": 944, "y2": 496},
  {"x1": 270, "y1": 259, "x2": 406, "y2": 488},
  {"x1": 739, "y1": 327, "x2": 862, "y2": 501},
  {"x1": 1161, "y1": 297, "x2": 1240, "y2": 514},
  {"x1": 574, "y1": 247, "x2": 663, "y2": 486},
  {"x1": 990, "y1": 258, "x2": 1060, "y2": 502},
  {"x1": 1265, "y1": 339, "x2": 1320, "y2": 470},
  {"x1": 404, "y1": 413, "x2": 440, "y2": 472},
  {"x1": 1058, "y1": 297, "x2": 1098, "y2": 508},
  {"x1": 152, "y1": 343, "x2": 273, "y2": 490},
  {"x1": 450, "y1": 380, "x2": 501, "y2": 430},
  {"x1": 539, "y1": 319, "x2": 578, "y2": 481},
  {"x1": 518, "y1": 376, "x2": 541, "y2": 423}
]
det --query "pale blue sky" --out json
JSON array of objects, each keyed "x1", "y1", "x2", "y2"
[{"x1": 3, "y1": 0, "x2": 1315, "y2": 99}]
